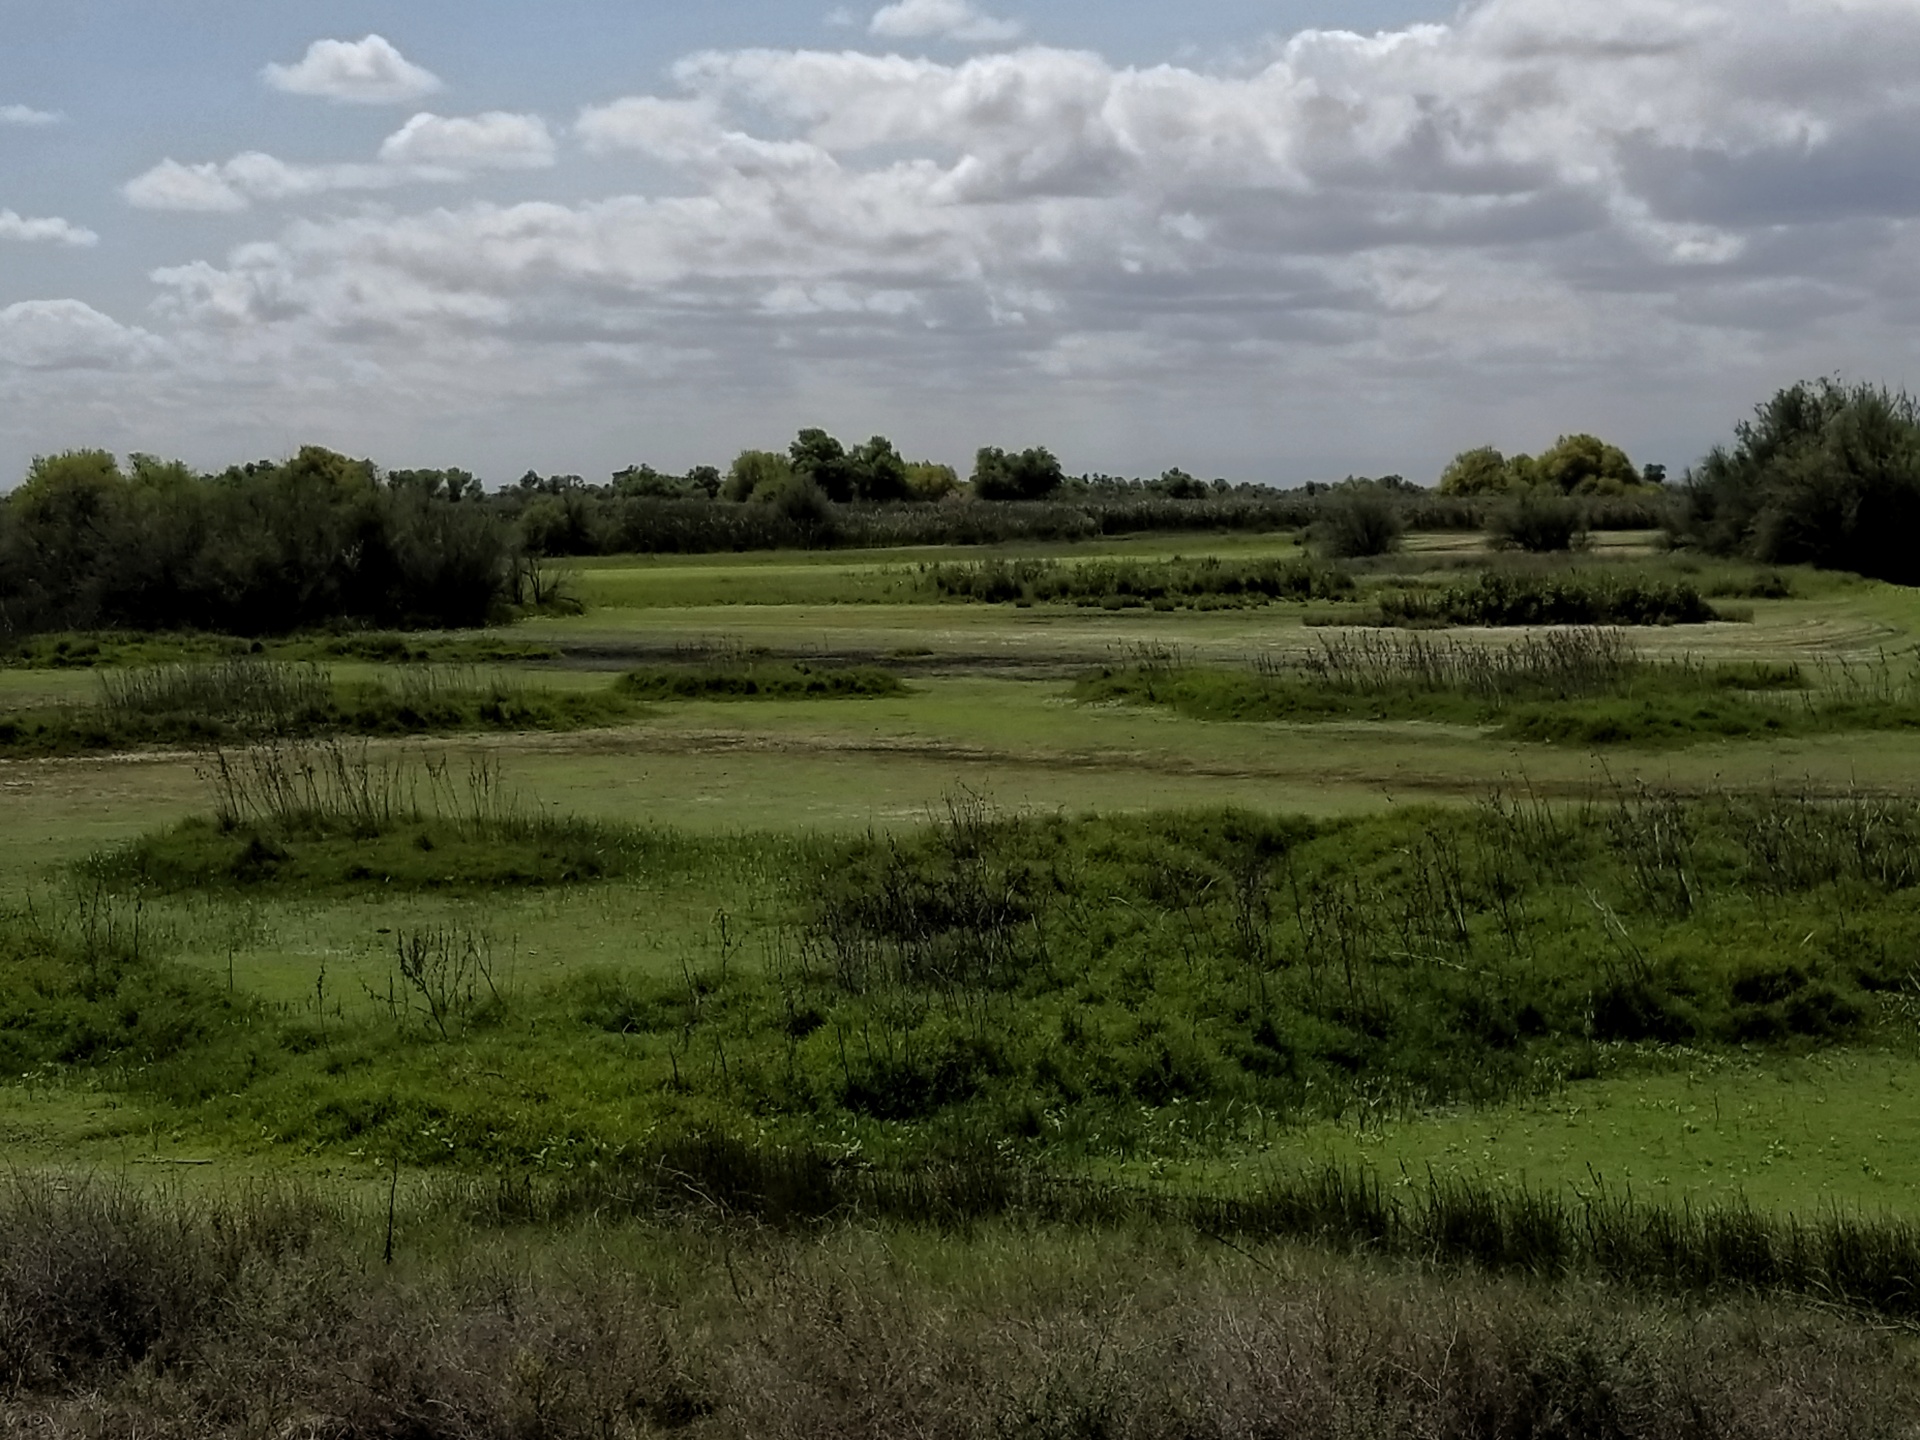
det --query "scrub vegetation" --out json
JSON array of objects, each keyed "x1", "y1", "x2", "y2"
[{"x1": 13, "y1": 377, "x2": 1920, "y2": 1435}]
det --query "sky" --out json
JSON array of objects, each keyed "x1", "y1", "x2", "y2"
[{"x1": 2, "y1": 0, "x2": 1919, "y2": 489}]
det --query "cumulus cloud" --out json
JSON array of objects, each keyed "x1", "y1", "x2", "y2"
[
  {"x1": 379, "y1": 113, "x2": 557, "y2": 170},
  {"x1": 0, "y1": 104, "x2": 60, "y2": 127},
  {"x1": 263, "y1": 36, "x2": 443, "y2": 105},
  {"x1": 125, "y1": 112, "x2": 553, "y2": 212},
  {"x1": 869, "y1": 0, "x2": 1023, "y2": 43},
  {"x1": 0, "y1": 301, "x2": 157, "y2": 371},
  {"x1": 45, "y1": 0, "x2": 1920, "y2": 482},
  {"x1": 0, "y1": 211, "x2": 97, "y2": 247}
]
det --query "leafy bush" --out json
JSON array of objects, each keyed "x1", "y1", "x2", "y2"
[
  {"x1": 1488, "y1": 490, "x2": 1588, "y2": 553},
  {"x1": 1683, "y1": 379, "x2": 1920, "y2": 583},
  {"x1": 1309, "y1": 488, "x2": 1404, "y2": 558},
  {"x1": 617, "y1": 662, "x2": 905, "y2": 700},
  {"x1": 926, "y1": 556, "x2": 1352, "y2": 608},
  {"x1": 1376, "y1": 571, "x2": 1719, "y2": 627},
  {"x1": 0, "y1": 447, "x2": 513, "y2": 639}
]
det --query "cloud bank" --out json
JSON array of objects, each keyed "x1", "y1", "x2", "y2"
[{"x1": 18, "y1": 0, "x2": 1920, "y2": 481}]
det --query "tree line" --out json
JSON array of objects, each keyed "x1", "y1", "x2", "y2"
[{"x1": 5, "y1": 382, "x2": 1915, "y2": 640}]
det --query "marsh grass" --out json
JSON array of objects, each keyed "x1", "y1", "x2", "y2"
[
  {"x1": 0, "y1": 658, "x2": 638, "y2": 757},
  {"x1": 93, "y1": 739, "x2": 665, "y2": 892},
  {"x1": 1372, "y1": 570, "x2": 1722, "y2": 627},
  {"x1": 617, "y1": 660, "x2": 906, "y2": 700},
  {"x1": 4, "y1": 1173, "x2": 1917, "y2": 1438},
  {"x1": 1078, "y1": 633, "x2": 1911, "y2": 747},
  {"x1": 926, "y1": 554, "x2": 1353, "y2": 609}
]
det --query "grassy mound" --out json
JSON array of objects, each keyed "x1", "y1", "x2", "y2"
[
  {"x1": 616, "y1": 661, "x2": 906, "y2": 700},
  {"x1": 93, "y1": 814, "x2": 652, "y2": 893},
  {"x1": 65, "y1": 789, "x2": 1920, "y2": 1175},
  {"x1": 0, "y1": 659, "x2": 638, "y2": 757},
  {"x1": 1074, "y1": 632, "x2": 1915, "y2": 747}
]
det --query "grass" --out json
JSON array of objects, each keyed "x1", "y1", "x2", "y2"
[
  {"x1": 4, "y1": 1177, "x2": 1916, "y2": 1438},
  {"x1": 19, "y1": 529, "x2": 1920, "y2": 1431},
  {"x1": 1370, "y1": 570, "x2": 1726, "y2": 627},
  {"x1": 0, "y1": 628, "x2": 558, "y2": 669},
  {"x1": 1076, "y1": 633, "x2": 1920, "y2": 747},
  {"x1": 41, "y1": 772, "x2": 1920, "y2": 1186},
  {"x1": 925, "y1": 554, "x2": 1351, "y2": 608},
  {"x1": 616, "y1": 660, "x2": 908, "y2": 700},
  {"x1": 0, "y1": 659, "x2": 640, "y2": 757}
]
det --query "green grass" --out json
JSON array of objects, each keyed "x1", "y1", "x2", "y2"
[
  {"x1": 0, "y1": 629, "x2": 558, "y2": 669},
  {"x1": 924, "y1": 555, "x2": 1352, "y2": 609},
  {"x1": 616, "y1": 661, "x2": 908, "y2": 700},
  {"x1": 0, "y1": 661, "x2": 641, "y2": 758},
  {"x1": 29, "y1": 786, "x2": 1920, "y2": 1190},
  {"x1": 1076, "y1": 633, "x2": 1920, "y2": 747}
]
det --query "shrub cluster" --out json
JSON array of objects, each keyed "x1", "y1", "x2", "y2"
[
  {"x1": 926, "y1": 555, "x2": 1353, "y2": 608},
  {"x1": 1376, "y1": 571, "x2": 1719, "y2": 627},
  {"x1": 1681, "y1": 378, "x2": 1920, "y2": 583},
  {"x1": 0, "y1": 448, "x2": 513, "y2": 639}
]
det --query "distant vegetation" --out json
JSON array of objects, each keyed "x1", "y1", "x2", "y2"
[
  {"x1": 617, "y1": 661, "x2": 907, "y2": 700},
  {"x1": 1680, "y1": 378, "x2": 1920, "y2": 584},
  {"x1": 925, "y1": 555, "x2": 1353, "y2": 608},
  {"x1": 1372, "y1": 571, "x2": 1722, "y2": 627},
  {"x1": 0, "y1": 448, "x2": 514, "y2": 640},
  {"x1": 1080, "y1": 632, "x2": 1920, "y2": 747},
  {"x1": 0, "y1": 658, "x2": 635, "y2": 757}
]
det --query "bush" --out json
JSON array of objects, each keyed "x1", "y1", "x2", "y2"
[
  {"x1": 0, "y1": 447, "x2": 513, "y2": 639},
  {"x1": 1683, "y1": 379, "x2": 1920, "y2": 583},
  {"x1": 1489, "y1": 489, "x2": 1587, "y2": 553},
  {"x1": 1310, "y1": 489, "x2": 1405, "y2": 558},
  {"x1": 1377, "y1": 572, "x2": 1718, "y2": 627}
]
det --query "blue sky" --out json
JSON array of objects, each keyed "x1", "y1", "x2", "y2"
[{"x1": 3, "y1": 0, "x2": 1918, "y2": 486}]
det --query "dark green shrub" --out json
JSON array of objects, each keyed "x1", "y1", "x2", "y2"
[
  {"x1": 1683, "y1": 379, "x2": 1920, "y2": 582},
  {"x1": 1488, "y1": 489, "x2": 1587, "y2": 553},
  {"x1": 1310, "y1": 489, "x2": 1404, "y2": 558}
]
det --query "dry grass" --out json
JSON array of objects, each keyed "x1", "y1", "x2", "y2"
[{"x1": 1, "y1": 1176, "x2": 1915, "y2": 1438}]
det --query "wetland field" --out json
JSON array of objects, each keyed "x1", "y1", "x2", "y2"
[{"x1": 10, "y1": 527, "x2": 1920, "y2": 1435}]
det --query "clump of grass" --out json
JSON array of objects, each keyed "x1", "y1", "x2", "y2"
[
  {"x1": 1293, "y1": 628, "x2": 1639, "y2": 702},
  {"x1": 0, "y1": 659, "x2": 639, "y2": 758},
  {"x1": 6, "y1": 1173, "x2": 1918, "y2": 1438},
  {"x1": 926, "y1": 555, "x2": 1352, "y2": 609},
  {"x1": 1078, "y1": 633, "x2": 1861, "y2": 747},
  {"x1": 617, "y1": 661, "x2": 906, "y2": 700},
  {"x1": 1375, "y1": 570, "x2": 1722, "y2": 627},
  {"x1": 91, "y1": 739, "x2": 662, "y2": 892}
]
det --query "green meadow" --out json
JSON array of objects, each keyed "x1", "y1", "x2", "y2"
[{"x1": 11, "y1": 526, "x2": 1920, "y2": 1433}]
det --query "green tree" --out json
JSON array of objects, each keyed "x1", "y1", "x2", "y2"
[
  {"x1": 1437, "y1": 446, "x2": 1515, "y2": 496},
  {"x1": 972, "y1": 446, "x2": 1065, "y2": 501},
  {"x1": 723, "y1": 450, "x2": 794, "y2": 503},
  {"x1": 904, "y1": 461, "x2": 960, "y2": 502},
  {"x1": 789, "y1": 428, "x2": 856, "y2": 502},
  {"x1": 1538, "y1": 434, "x2": 1639, "y2": 495},
  {"x1": 848, "y1": 436, "x2": 909, "y2": 502}
]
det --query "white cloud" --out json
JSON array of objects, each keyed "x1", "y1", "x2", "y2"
[
  {"x1": 125, "y1": 112, "x2": 553, "y2": 212},
  {"x1": 263, "y1": 36, "x2": 443, "y2": 105},
  {"x1": 0, "y1": 104, "x2": 60, "y2": 127},
  {"x1": 33, "y1": 0, "x2": 1920, "y2": 483},
  {"x1": 869, "y1": 0, "x2": 1023, "y2": 43},
  {"x1": 0, "y1": 300, "x2": 156, "y2": 371},
  {"x1": 379, "y1": 113, "x2": 556, "y2": 170},
  {"x1": 0, "y1": 211, "x2": 98, "y2": 247},
  {"x1": 123, "y1": 160, "x2": 250, "y2": 213}
]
